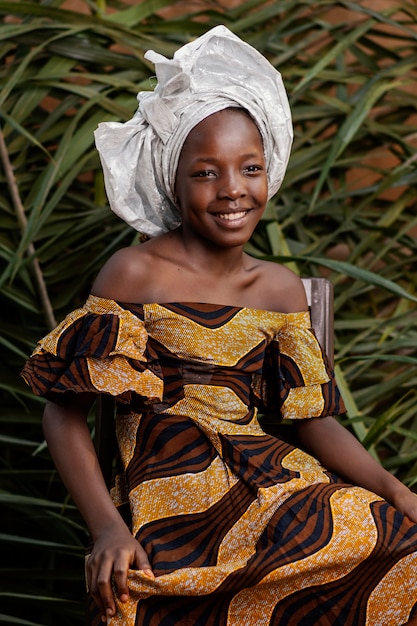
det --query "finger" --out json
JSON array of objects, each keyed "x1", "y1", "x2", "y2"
[
  {"x1": 97, "y1": 570, "x2": 117, "y2": 621},
  {"x1": 135, "y1": 547, "x2": 155, "y2": 579},
  {"x1": 112, "y1": 545, "x2": 154, "y2": 602},
  {"x1": 112, "y1": 555, "x2": 130, "y2": 603},
  {"x1": 406, "y1": 506, "x2": 417, "y2": 524},
  {"x1": 397, "y1": 493, "x2": 417, "y2": 522},
  {"x1": 89, "y1": 557, "x2": 116, "y2": 622},
  {"x1": 86, "y1": 556, "x2": 106, "y2": 620}
]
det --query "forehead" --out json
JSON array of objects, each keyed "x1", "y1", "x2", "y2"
[{"x1": 181, "y1": 108, "x2": 264, "y2": 152}]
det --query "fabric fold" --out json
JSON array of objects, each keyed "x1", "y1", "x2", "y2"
[
  {"x1": 253, "y1": 315, "x2": 344, "y2": 420},
  {"x1": 20, "y1": 296, "x2": 164, "y2": 404}
]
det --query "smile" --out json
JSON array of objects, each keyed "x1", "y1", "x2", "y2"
[{"x1": 216, "y1": 210, "x2": 249, "y2": 221}]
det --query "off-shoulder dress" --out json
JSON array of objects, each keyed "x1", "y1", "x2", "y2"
[{"x1": 21, "y1": 296, "x2": 417, "y2": 625}]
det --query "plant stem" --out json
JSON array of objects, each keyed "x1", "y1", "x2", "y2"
[{"x1": 0, "y1": 125, "x2": 57, "y2": 330}]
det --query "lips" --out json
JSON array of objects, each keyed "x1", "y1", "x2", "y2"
[{"x1": 215, "y1": 210, "x2": 249, "y2": 221}]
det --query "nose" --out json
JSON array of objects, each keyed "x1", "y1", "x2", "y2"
[{"x1": 218, "y1": 169, "x2": 245, "y2": 200}]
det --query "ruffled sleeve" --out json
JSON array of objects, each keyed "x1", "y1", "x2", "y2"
[
  {"x1": 255, "y1": 311, "x2": 345, "y2": 420},
  {"x1": 20, "y1": 295, "x2": 164, "y2": 404}
]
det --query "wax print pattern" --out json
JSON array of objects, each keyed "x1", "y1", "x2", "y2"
[{"x1": 21, "y1": 297, "x2": 417, "y2": 625}]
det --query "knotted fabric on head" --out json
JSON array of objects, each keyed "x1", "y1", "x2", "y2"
[{"x1": 94, "y1": 25, "x2": 293, "y2": 237}]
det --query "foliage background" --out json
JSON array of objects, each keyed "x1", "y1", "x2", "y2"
[{"x1": 0, "y1": 0, "x2": 416, "y2": 623}]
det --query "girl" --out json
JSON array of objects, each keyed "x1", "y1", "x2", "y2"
[{"x1": 22, "y1": 26, "x2": 417, "y2": 626}]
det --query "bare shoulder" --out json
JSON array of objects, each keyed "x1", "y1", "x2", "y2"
[
  {"x1": 91, "y1": 245, "x2": 151, "y2": 301},
  {"x1": 254, "y1": 259, "x2": 308, "y2": 313}
]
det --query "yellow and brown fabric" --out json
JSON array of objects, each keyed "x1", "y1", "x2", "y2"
[{"x1": 21, "y1": 296, "x2": 417, "y2": 625}]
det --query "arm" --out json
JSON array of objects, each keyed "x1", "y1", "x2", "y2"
[
  {"x1": 43, "y1": 397, "x2": 153, "y2": 623},
  {"x1": 295, "y1": 415, "x2": 417, "y2": 523}
]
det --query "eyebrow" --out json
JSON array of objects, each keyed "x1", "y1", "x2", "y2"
[{"x1": 191, "y1": 153, "x2": 262, "y2": 164}]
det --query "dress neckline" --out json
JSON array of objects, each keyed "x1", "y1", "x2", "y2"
[
  {"x1": 147, "y1": 301, "x2": 308, "y2": 316},
  {"x1": 88, "y1": 294, "x2": 309, "y2": 318}
]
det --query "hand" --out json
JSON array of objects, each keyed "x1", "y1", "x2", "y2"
[
  {"x1": 391, "y1": 486, "x2": 417, "y2": 524},
  {"x1": 86, "y1": 523, "x2": 154, "y2": 623}
]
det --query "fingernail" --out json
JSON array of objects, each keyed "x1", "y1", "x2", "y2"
[
  {"x1": 120, "y1": 593, "x2": 128, "y2": 602},
  {"x1": 143, "y1": 568, "x2": 155, "y2": 579}
]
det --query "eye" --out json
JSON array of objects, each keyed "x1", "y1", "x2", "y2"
[
  {"x1": 245, "y1": 164, "x2": 264, "y2": 174},
  {"x1": 191, "y1": 170, "x2": 216, "y2": 178}
]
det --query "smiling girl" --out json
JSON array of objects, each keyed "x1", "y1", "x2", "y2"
[{"x1": 21, "y1": 26, "x2": 417, "y2": 626}]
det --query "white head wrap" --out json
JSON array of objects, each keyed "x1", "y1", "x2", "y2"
[{"x1": 94, "y1": 25, "x2": 293, "y2": 237}]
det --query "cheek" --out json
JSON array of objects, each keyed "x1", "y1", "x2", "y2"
[
  {"x1": 176, "y1": 185, "x2": 205, "y2": 215},
  {"x1": 174, "y1": 180, "x2": 190, "y2": 211},
  {"x1": 254, "y1": 177, "x2": 268, "y2": 204}
]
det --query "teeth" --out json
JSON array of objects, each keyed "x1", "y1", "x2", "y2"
[{"x1": 217, "y1": 211, "x2": 247, "y2": 221}]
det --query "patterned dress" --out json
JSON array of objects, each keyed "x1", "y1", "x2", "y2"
[{"x1": 21, "y1": 296, "x2": 417, "y2": 625}]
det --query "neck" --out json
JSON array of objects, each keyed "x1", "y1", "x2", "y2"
[{"x1": 177, "y1": 228, "x2": 247, "y2": 277}]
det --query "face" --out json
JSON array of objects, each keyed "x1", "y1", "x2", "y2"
[{"x1": 174, "y1": 108, "x2": 268, "y2": 249}]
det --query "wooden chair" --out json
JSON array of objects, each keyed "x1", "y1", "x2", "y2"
[
  {"x1": 301, "y1": 277, "x2": 334, "y2": 369},
  {"x1": 94, "y1": 277, "x2": 334, "y2": 485}
]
